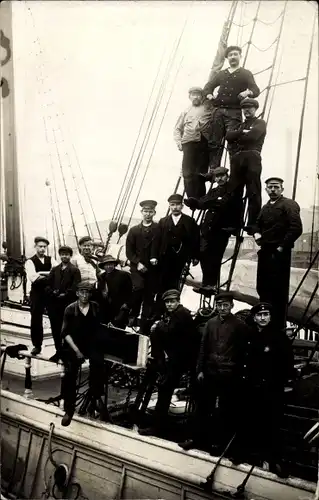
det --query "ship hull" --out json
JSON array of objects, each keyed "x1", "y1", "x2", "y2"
[{"x1": 1, "y1": 390, "x2": 316, "y2": 500}]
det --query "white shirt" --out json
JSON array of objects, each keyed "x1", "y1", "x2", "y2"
[
  {"x1": 171, "y1": 214, "x2": 182, "y2": 225},
  {"x1": 72, "y1": 254, "x2": 97, "y2": 285},
  {"x1": 25, "y1": 256, "x2": 58, "y2": 283}
]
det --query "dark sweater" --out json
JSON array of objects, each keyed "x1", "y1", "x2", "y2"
[
  {"x1": 197, "y1": 313, "x2": 247, "y2": 376},
  {"x1": 256, "y1": 196, "x2": 303, "y2": 249},
  {"x1": 61, "y1": 301, "x2": 100, "y2": 355},
  {"x1": 203, "y1": 68, "x2": 260, "y2": 109},
  {"x1": 226, "y1": 117, "x2": 266, "y2": 154}
]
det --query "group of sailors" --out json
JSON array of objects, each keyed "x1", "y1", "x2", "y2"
[{"x1": 23, "y1": 44, "x2": 304, "y2": 471}]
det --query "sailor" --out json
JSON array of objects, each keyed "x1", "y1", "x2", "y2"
[
  {"x1": 139, "y1": 289, "x2": 198, "y2": 437},
  {"x1": 254, "y1": 177, "x2": 303, "y2": 329},
  {"x1": 226, "y1": 98, "x2": 266, "y2": 235},
  {"x1": 97, "y1": 254, "x2": 132, "y2": 328},
  {"x1": 25, "y1": 236, "x2": 58, "y2": 355},
  {"x1": 179, "y1": 291, "x2": 248, "y2": 452},
  {"x1": 155, "y1": 194, "x2": 200, "y2": 295},
  {"x1": 60, "y1": 281, "x2": 105, "y2": 427},
  {"x1": 184, "y1": 166, "x2": 243, "y2": 292},
  {"x1": 72, "y1": 236, "x2": 99, "y2": 286},
  {"x1": 46, "y1": 245, "x2": 81, "y2": 363},
  {"x1": 234, "y1": 302, "x2": 295, "y2": 475},
  {"x1": 174, "y1": 86, "x2": 210, "y2": 199},
  {"x1": 203, "y1": 45, "x2": 260, "y2": 172},
  {"x1": 125, "y1": 200, "x2": 159, "y2": 335}
]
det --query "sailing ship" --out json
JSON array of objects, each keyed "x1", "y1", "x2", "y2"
[{"x1": 1, "y1": 1, "x2": 318, "y2": 499}]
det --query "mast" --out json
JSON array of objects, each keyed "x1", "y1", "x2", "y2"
[{"x1": 0, "y1": 1, "x2": 21, "y2": 259}]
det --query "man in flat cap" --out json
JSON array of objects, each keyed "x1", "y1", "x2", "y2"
[
  {"x1": 233, "y1": 302, "x2": 294, "y2": 475},
  {"x1": 25, "y1": 237, "x2": 58, "y2": 355},
  {"x1": 179, "y1": 290, "x2": 248, "y2": 452},
  {"x1": 174, "y1": 87, "x2": 211, "y2": 199},
  {"x1": 45, "y1": 246, "x2": 81, "y2": 362},
  {"x1": 139, "y1": 288, "x2": 198, "y2": 437},
  {"x1": 97, "y1": 254, "x2": 132, "y2": 328},
  {"x1": 203, "y1": 45, "x2": 260, "y2": 173},
  {"x1": 60, "y1": 280, "x2": 105, "y2": 427},
  {"x1": 184, "y1": 167, "x2": 243, "y2": 292},
  {"x1": 253, "y1": 177, "x2": 303, "y2": 329},
  {"x1": 154, "y1": 194, "x2": 200, "y2": 299},
  {"x1": 226, "y1": 98, "x2": 267, "y2": 234},
  {"x1": 125, "y1": 200, "x2": 159, "y2": 335},
  {"x1": 72, "y1": 236, "x2": 100, "y2": 286}
]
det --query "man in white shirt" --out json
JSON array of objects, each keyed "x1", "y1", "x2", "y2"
[
  {"x1": 72, "y1": 236, "x2": 99, "y2": 286},
  {"x1": 25, "y1": 236, "x2": 58, "y2": 355},
  {"x1": 174, "y1": 87, "x2": 210, "y2": 199}
]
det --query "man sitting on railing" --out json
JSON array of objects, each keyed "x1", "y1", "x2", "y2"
[
  {"x1": 138, "y1": 289, "x2": 198, "y2": 437},
  {"x1": 60, "y1": 281, "x2": 105, "y2": 427}
]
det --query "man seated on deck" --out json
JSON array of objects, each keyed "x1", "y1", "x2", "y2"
[
  {"x1": 203, "y1": 45, "x2": 260, "y2": 174},
  {"x1": 25, "y1": 236, "x2": 58, "y2": 356},
  {"x1": 225, "y1": 98, "x2": 267, "y2": 235},
  {"x1": 233, "y1": 302, "x2": 295, "y2": 477},
  {"x1": 60, "y1": 281, "x2": 105, "y2": 427},
  {"x1": 139, "y1": 289, "x2": 198, "y2": 438},
  {"x1": 184, "y1": 166, "x2": 243, "y2": 294},
  {"x1": 45, "y1": 245, "x2": 81, "y2": 363},
  {"x1": 97, "y1": 254, "x2": 132, "y2": 327},
  {"x1": 179, "y1": 291, "x2": 248, "y2": 453},
  {"x1": 174, "y1": 86, "x2": 211, "y2": 199}
]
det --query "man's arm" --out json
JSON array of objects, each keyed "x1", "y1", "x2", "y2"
[
  {"x1": 239, "y1": 119, "x2": 266, "y2": 142},
  {"x1": 125, "y1": 228, "x2": 139, "y2": 265},
  {"x1": 245, "y1": 69, "x2": 260, "y2": 97},
  {"x1": 203, "y1": 72, "x2": 222, "y2": 97},
  {"x1": 280, "y1": 201, "x2": 303, "y2": 249},
  {"x1": 173, "y1": 111, "x2": 186, "y2": 146},
  {"x1": 25, "y1": 259, "x2": 43, "y2": 283},
  {"x1": 225, "y1": 123, "x2": 245, "y2": 142}
]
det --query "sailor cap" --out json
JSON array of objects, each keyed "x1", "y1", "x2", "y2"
[
  {"x1": 139, "y1": 200, "x2": 157, "y2": 210},
  {"x1": 265, "y1": 177, "x2": 284, "y2": 185},
  {"x1": 77, "y1": 281, "x2": 94, "y2": 291},
  {"x1": 162, "y1": 289, "x2": 180, "y2": 301},
  {"x1": 250, "y1": 302, "x2": 272, "y2": 316},
  {"x1": 188, "y1": 86, "x2": 203, "y2": 94},
  {"x1": 58, "y1": 245, "x2": 73, "y2": 256},
  {"x1": 78, "y1": 236, "x2": 92, "y2": 246},
  {"x1": 34, "y1": 236, "x2": 49, "y2": 246},
  {"x1": 215, "y1": 291, "x2": 234, "y2": 302},
  {"x1": 240, "y1": 98, "x2": 259, "y2": 109},
  {"x1": 168, "y1": 193, "x2": 183, "y2": 204},
  {"x1": 213, "y1": 166, "x2": 229, "y2": 176}
]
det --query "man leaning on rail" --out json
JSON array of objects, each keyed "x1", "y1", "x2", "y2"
[{"x1": 60, "y1": 280, "x2": 105, "y2": 427}]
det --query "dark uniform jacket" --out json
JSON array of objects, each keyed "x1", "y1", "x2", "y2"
[
  {"x1": 197, "y1": 313, "x2": 248, "y2": 376},
  {"x1": 151, "y1": 305, "x2": 198, "y2": 373},
  {"x1": 97, "y1": 269, "x2": 132, "y2": 317},
  {"x1": 243, "y1": 324, "x2": 295, "y2": 390},
  {"x1": 256, "y1": 196, "x2": 303, "y2": 250},
  {"x1": 154, "y1": 213, "x2": 200, "y2": 261},
  {"x1": 226, "y1": 117, "x2": 267, "y2": 154},
  {"x1": 198, "y1": 183, "x2": 243, "y2": 237},
  {"x1": 46, "y1": 262, "x2": 81, "y2": 305},
  {"x1": 203, "y1": 68, "x2": 260, "y2": 109},
  {"x1": 126, "y1": 222, "x2": 158, "y2": 268}
]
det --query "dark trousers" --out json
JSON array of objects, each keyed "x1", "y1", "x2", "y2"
[
  {"x1": 30, "y1": 289, "x2": 47, "y2": 349},
  {"x1": 229, "y1": 151, "x2": 262, "y2": 228},
  {"x1": 159, "y1": 253, "x2": 188, "y2": 293},
  {"x1": 153, "y1": 368, "x2": 185, "y2": 429},
  {"x1": 200, "y1": 230, "x2": 230, "y2": 287},
  {"x1": 61, "y1": 346, "x2": 105, "y2": 415},
  {"x1": 257, "y1": 248, "x2": 292, "y2": 329},
  {"x1": 208, "y1": 107, "x2": 242, "y2": 170},
  {"x1": 47, "y1": 301, "x2": 67, "y2": 352},
  {"x1": 129, "y1": 268, "x2": 157, "y2": 335},
  {"x1": 191, "y1": 373, "x2": 239, "y2": 448},
  {"x1": 182, "y1": 136, "x2": 209, "y2": 199}
]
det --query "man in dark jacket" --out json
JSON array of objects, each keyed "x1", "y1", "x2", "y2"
[
  {"x1": 155, "y1": 194, "x2": 200, "y2": 295},
  {"x1": 139, "y1": 289, "x2": 198, "y2": 437},
  {"x1": 179, "y1": 291, "x2": 248, "y2": 452},
  {"x1": 234, "y1": 302, "x2": 295, "y2": 476},
  {"x1": 203, "y1": 45, "x2": 260, "y2": 172},
  {"x1": 184, "y1": 167, "x2": 243, "y2": 292},
  {"x1": 46, "y1": 245, "x2": 81, "y2": 362},
  {"x1": 60, "y1": 281, "x2": 105, "y2": 427},
  {"x1": 254, "y1": 177, "x2": 303, "y2": 329},
  {"x1": 126, "y1": 200, "x2": 159, "y2": 335},
  {"x1": 226, "y1": 98, "x2": 266, "y2": 235},
  {"x1": 97, "y1": 254, "x2": 132, "y2": 328}
]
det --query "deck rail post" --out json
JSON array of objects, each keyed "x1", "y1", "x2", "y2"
[{"x1": 24, "y1": 355, "x2": 33, "y2": 399}]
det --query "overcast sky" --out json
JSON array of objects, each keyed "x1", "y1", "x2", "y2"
[{"x1": 9, "y1": 0, "x2": 319, "y2": 249}]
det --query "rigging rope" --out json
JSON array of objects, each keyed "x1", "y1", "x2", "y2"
[{"x1": 242, "y1": 1, "x2": 262, "y2": 66}]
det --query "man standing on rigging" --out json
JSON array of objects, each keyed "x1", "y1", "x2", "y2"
[
  {"x1": 126, "y1": 200, "x2": 159, "y2": 335},
  {"x1": 25, "y1": 237, "x2": 58, "y2": 356},
  {"x1": 226, "y1": 98, "x2": 266, "y2": 235},
  {"x1": 45, "y1": 245, "x2": 81, "y2": 363},
  {"x1": 155, "y1": 193, "x2": 200, "y2": 295},
  {"x1": 203, "y1": 45, "x2": 260, "y2": 173},
  {"x1": 253, "y1": 177, "x2": 303, "y2": 329},
  {"x1": 174, "y1": 87, "x2": 210, "y2": 199},
  {"x1": 184, "y1": 166, "x2": 243, "y2": 292}
]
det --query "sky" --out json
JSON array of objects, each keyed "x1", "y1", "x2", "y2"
[{"x1": 6, "y1": 0, "x2": 319, "y2": 252}]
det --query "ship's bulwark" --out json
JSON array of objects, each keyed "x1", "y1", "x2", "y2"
[{"x1": 1, "y1": 390, "x2": 317, "y2": 500}]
